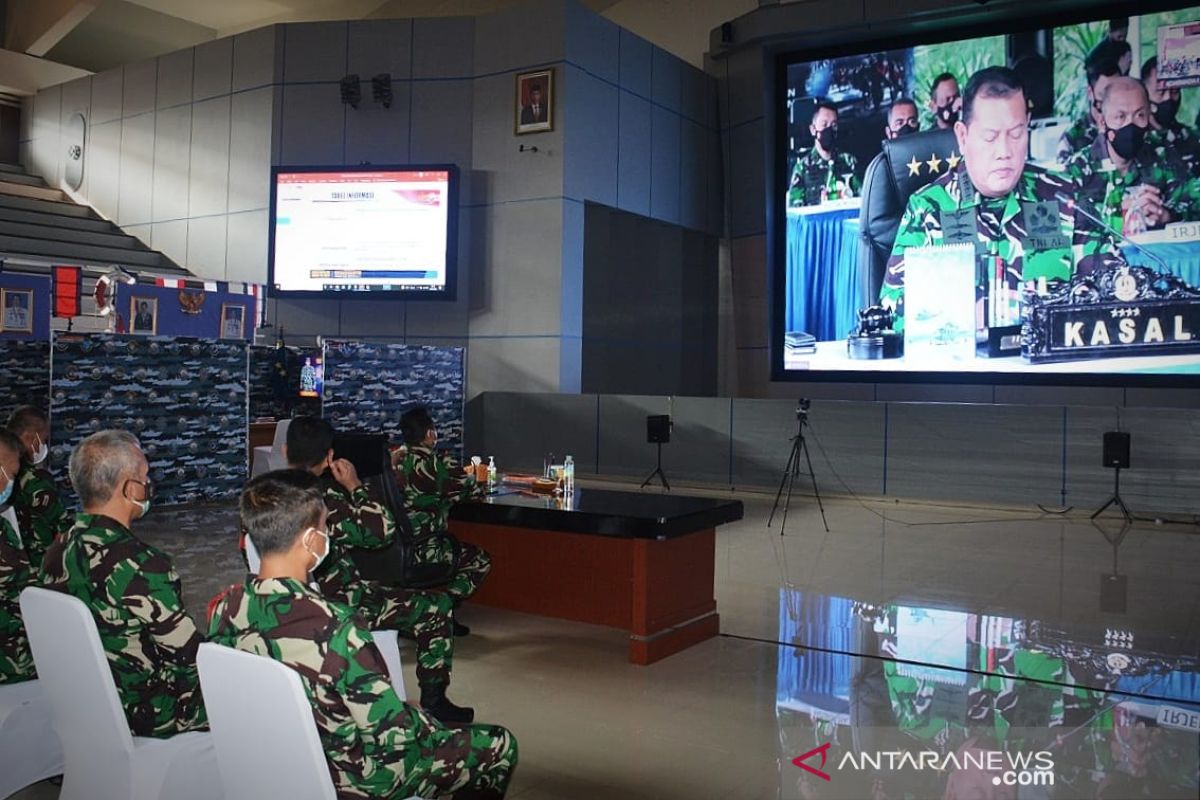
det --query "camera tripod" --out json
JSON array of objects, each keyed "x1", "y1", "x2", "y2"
[{"x1": 768, "y1": 401, "x2": 829, "y2": 536}]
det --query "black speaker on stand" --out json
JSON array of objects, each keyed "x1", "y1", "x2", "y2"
[
  {"x1": 640, "y1": 415, "x2": 671, "y2": 491},
  {"x1": 1091, "y1": 431, "x2": 1132, "y2": 524}
]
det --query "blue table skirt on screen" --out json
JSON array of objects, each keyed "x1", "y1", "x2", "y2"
[
  {"x1": 786, "y1": 210, "x2": 864, "y2": 342},
  {"x1": 1122, "y1": 242, "x2": 1200, "y2": 286}
]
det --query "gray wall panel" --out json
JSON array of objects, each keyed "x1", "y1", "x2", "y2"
[
  {"x1": 412, "y1": 17, "x2": 474, "y2": 79},
  {"x1": 187, "y1": 95, "x2": 231, "y2": 217},
  {"x1": 60, "y1": 76, "x2": 92, "y2": 121},
  {"x1": 117, "y1": 112, "x2": 154, "y2": 226},
  {"x1": 649, "y1": 105, "x2": 680, "y2": 224},
  {"x1": 273, "y1": 298, "x2": 335, "y2": 336},
  {"x1": 886, "y1": 403, "x2": 1064, "y2": 507},
  {"x1": 563, "y1": 66, "x2": 617, "y2": 206},
  {"x1": 409, "y1": 80, "x2": 473, "y2": 165},
  {"x1": 616, "y1": 92, "x2": 651, "y2": 216},
  {"x1": 724, "y1": 46, "x2": 764, "y2": 129},
  {"x1": 727, "y1": 119, "x2": 763, "y2": 237},
  {"x1": 473, "y1": 0, "x2": 564, "y2": 77},
  {"x1": 228, "y1": 88, "x2": 273, "y2": 213},
  {"x1": 651, "y1": 48, "x2": 681, "y2": 113},
  {"x1": 565, "y1": 1, "x2": 619, "y2": 84},
  {"x1": 337, "y1": 299, "x2": 406, "y2": 338},
  {"x1": 994, "y1": 385, "x2": 1125, "y2": 407},
  {"x1": 680, "y1": 118, "x2": 706, "y2": 232},
  {"x1": 1118, "y1": 408, "x2": 1200, "y2": 515},
  {"x1": 193, "y1": 38, "x2": 233, "y2": 101},
  {"x1": 279, "y1": 84, "x2": 344, "y2": 165},
  {"x1": 349, "y1": 18, "x2": 413, "y2": 79},
  {"x1": 30, "y1": 86, "x2": 61, "y2": 188},
  {"x1": 87, "y1": 120, "x2": 121, "y2": 221},
  {"x1": 186, "y1": 214, "x2": 227, "y2": 278},
  {"x1": 123, "y1": 60, "x2": 157, "y2": 118},
  {"x1": 343, "y1": 83, "x2": 412, "y2": 165},
  {"x1": 471, "y1": 73, "x2": 563, "y2": 204},
  {"x1": 478, "y1": 392, "x2": 598, "y2": 474},
  {"x1": 597, "y1": 394, "x2": 669, "y2": 477},
  {"x1": 618, "y1": 29, "x2": 652, "y2": 97},
  {"x1": 151, "y1": 105, "x2": 192, "y2": 222},
  {"x1": 283, "y1": 22, "x2": 348, "y2": 83},
  {"x1": 90, "y1": 69, "x2": 123, "y2": 125},
  {"x1": 156, "y1": 49, "x2": 193, "y2": 109},
  {"x1": 225, "y1": 209, "x2": 269, "y2": 283},
  {"x1": 152, "y1": 219, "x2": 188, "y2": 265},
  {"x1": 469, "y1": 199, "x2": 562, "y2": 336},
  {"x1": 661, "y1": 396, "x2": 732, "y2": 484},
  {"x1": 466, "y1": 337, "x2": 561, "y2": 397},
  {"x1": 233, "y1": 25, "x2": 280, "y2": 91},
  {"x1": 681, "y1": 67, "x2": 708, "y2": 126}
]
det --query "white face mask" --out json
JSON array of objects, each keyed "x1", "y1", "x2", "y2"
[
  {"x1": 31, "y1": 435, "x2": 48, "y2": 466},
  {"x1": 303, "y1": 527, "x2": 330, "y2": 573}
]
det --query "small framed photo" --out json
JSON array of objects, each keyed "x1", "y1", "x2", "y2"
[
  {"x1": 1, "y1": 289, "x2": 33, "y2": 333},
  {"x1": 130, "y1": 296, "x2": 158, "y2": 335},
  {"x1": 220, "y1": 303, "x2": 246, "y2": 340},
  {"x1": 515, "y1": 69, "x2": 553, "y2": 135}
]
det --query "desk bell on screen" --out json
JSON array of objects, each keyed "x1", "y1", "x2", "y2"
[{"x1": 848, "y1": 305, "x2": 902, "y2": 359}]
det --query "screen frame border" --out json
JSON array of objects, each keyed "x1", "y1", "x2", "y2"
[
  {"x1": 267, "y1": 162, "x2": 460, "y2": 303},
  {"x1": 768, "y1": 0, "x2": 1200, "y2": 387}
]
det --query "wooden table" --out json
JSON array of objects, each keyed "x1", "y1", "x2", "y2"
[{"x1": 449, "y1": 488, "x2": 743, "y2": 665}]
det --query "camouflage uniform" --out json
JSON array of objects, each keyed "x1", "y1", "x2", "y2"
[
  {"x1": 1155, "y1": 122, "x2": 1200, "y2": 178},
  {"x1": 1063, "y1": 133, "x2": 1200, "y2": 234},
  {"x1": 42, "y1": 513, "x2": 207, "y2": 737},
  {"x1": 881, "y1": 163, "x2": 1120, "y2": 331},
  {"x1": 395, "y1": 445, "x2": 492, "y2": 603},
  {"x1": 12, "y1": 463, "x2": 70, "y2": 568},
  {"x1": 1056, "y1": 114, "x2": 1096, "y2": 164},
  {"x1": 313, "y1": 478, "x2": 458, "y2": 691},
  {"x1": 787, "y1": 148, "x2": 860, "y2": 207},
  {"x1": 0, "y1": 510, "x2": 36, "y2": 684},
  {"x1": 208, "y1": 576, "x2": 517, "y2": 799}
]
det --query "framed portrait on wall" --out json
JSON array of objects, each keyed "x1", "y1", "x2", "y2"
[
  {"x1": 130, "y1": 296, "x2": 158, "y2": 335},
  {"x1": 1, "y1": 289, "x2": 33, "y2": 333},
  {"x1": 515, "y1": 69, "x2": 553, "y2": 135},
  {"x1": 220, "y1": 304, "x2": 246, "y2": 340}
]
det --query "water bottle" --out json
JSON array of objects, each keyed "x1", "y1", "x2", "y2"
[
  {"x1": 487, "y1": 456, "x2": 497, "y2": 491},
  {"x1": 564, "y1": 455, "x2": 574, "y2": 495}
]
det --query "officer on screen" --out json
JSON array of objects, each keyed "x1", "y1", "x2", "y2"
[
  {"x1": 1063, "y1": 76, "x2": 1200, "y2": 235},
  {"x1": 885, "y1": 97, "x2": 920, "y2": 140},
  {"x1": 787, "y1": 101, "x2": 860, "y2": 207},
  {"x1": 1056, "y1": 40, "x2": 1126, "y2": 164},
  {"x1": 1142, "y1": 56, "x2": 1200, "y2": 178},
  {"x1": 880, "y1": 67, "x2": 1120, "y2": 331}
]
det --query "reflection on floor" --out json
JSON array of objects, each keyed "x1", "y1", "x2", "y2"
[{"x1": 13, "y1": 485, "x2": 1200, "y2": 799}]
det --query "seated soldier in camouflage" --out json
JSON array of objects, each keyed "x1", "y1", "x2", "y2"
[
  {"x1": 394, "y1": 406, "x2": 491, "y2": 634},
  {"x1": 787, "y1": 101, "x2": 860, "y2": 207},
  {"x1": 211, "y1": 470, "x2": 518, "y2": 800},
  {"x1": 6, "y1": 405, "x2": 70, "y2": 566},
  {"x1": 281, "y1": 415, "x2": 472, "y2": 723},
  {"x1": 881, "y1": 66, "x2": 1120, "y2": 330},
  {"x1": 42, "y1": 429, "x2": 207, "y2": 736},
  {"x1": 0, "y1": 430, "x2": 37, "y2": 684},
  {"x1": 1064, "y1": 76, "x2": 1200, "y2": 235},
  {"x1": 1056, "y1": 40, "x2": 1127, "y2": 164}
]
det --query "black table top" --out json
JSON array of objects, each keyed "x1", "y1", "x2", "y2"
[{"x1": 448, "y1": 487, "x2": 744, "y2": 540}]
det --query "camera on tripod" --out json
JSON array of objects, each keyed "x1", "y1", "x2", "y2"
[{"x1": 796, "y1": 398, "x2": 811, "y2": 421}]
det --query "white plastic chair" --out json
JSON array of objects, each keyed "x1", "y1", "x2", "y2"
[
  {"x1": 243, "y1": 536, "x2": 406, "y2": 700},
  {"x1": 19, "y1": 587, "x2": 223, "y2": 800},
  {"x1": 250, "y1": 419, "x2": 291, "y2": 477},
  {"x1": 0, "y1": 679, "x2": 64, "y2": 799},
  {"x1": 197, "y1": 644, "x2": 424, "y2": 800}
]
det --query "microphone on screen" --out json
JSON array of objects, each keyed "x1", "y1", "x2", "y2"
[{"x1": 1053, "y1": 191, "x2": 1172, "y2": 275}]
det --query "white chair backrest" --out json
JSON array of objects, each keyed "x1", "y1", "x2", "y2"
[
  {"x1": 245, "y1": 535, "x2": 261, "y2": 573},
  {"x1": 272, "y1": 419, "x2": 291, "y2": 456},
  {"x1": 19, "y1": 587, "x2": 136, "y2": 784},
  {"x1": 197, "y1": 642, "x2": 337, "y2": 800}
]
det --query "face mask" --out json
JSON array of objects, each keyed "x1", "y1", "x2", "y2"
[
  {"x1": 815, "y1": 127, "x2": 837, "y2": 150},
  {"x1": 124, "y1": 479, "x2": 152, "y2": 519},
  {"x1": 937, "y1": 103, "x2": 959, "y2": 126},
  {"x1": 303, "y1": 527, "x2": 329, "y2": 573},
  {"x1": 31, "y1": 435, "x2": 48, "y2": 466},
  {"x1": 894, "y1": 122, "x2": 918, "y2": 138},
  {"x1": 1107, "y1": 121, "x2": 1147, "y2": 161},
  {"x1": 1152, "y1": 98, "x2": 1179, "y2": 128}
]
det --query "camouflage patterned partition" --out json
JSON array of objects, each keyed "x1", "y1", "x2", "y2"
[
  {"x1": 0, "y1": 339, "x2": 51, "y2": 421},
  {"x1": 49, "y1": 333, "x2": 249, "y2": 507},
  {"x1": 322, "y1": 341, "x2": 465, "y2": 455}
]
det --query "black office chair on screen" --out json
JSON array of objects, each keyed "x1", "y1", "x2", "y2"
[
  {"x1": 857, "y1": 127, "x2": 960, "y2": 304},
  {"x1": 333, "y1": 432, "x2": 463, "y2": 590}
]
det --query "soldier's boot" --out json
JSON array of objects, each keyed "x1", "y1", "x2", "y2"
[
  {"x1": 452, "y1": 618, "x2": 471, "y2": 637},
  {"x1": 420, "y1": 683, "x2": 475, "y2": 724}
]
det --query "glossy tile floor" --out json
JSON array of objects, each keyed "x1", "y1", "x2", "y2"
[{"x1": 13, "y1": 482, "x2": 1200, "y2": 799}]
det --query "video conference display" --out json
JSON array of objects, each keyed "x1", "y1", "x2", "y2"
[
  {"x1": 269, "y1": 166, "x2": 456, "y2": 299},
  {"x1": 777, "y1": 5, "x2": 1200, "y2": 381}
]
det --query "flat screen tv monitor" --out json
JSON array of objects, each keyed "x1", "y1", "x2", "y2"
[
  {"x1": 299, "y1": 354, "x2": 324, "y2": 399},
  {"x1": 268, "y1": 164, "x2": 458, "y2": 300},
  {"x1": 773, "y1": 3, "x2": 1200, "y2": 385}
]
